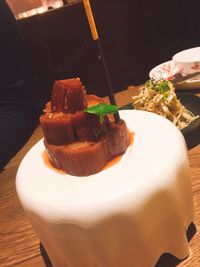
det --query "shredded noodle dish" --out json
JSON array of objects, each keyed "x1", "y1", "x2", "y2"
[{"x1": 132, "y1": 79, "x2": 198, "y2": 129}]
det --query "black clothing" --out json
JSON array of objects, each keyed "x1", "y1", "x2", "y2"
[{"x1": 0, "y1": 1, "x2": 38, "y2": 169}]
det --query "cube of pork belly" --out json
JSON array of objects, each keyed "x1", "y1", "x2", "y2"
[
  {"x1": 105, "y1": 120, "x2": 130, "y2": 157},
  {"x1": 45, "y1": 140, "x2": 109, "y2": 176},
  {"x1": 40, "y1": 77, "x2": 130, "y2": 176},
  {"x1": 71, "y1": 111, "x2": 111, "y2": 141},
  {"x1": 44, "y1": 119, "x2": 130, "y2": 176},
  {"x1": 51, "y1": 78, "x2": 87, "y2": 113},
  {"x1": 40, "y1": 113, "x2": 75, "y2": 145}
]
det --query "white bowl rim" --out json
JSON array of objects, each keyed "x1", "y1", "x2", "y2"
[{"x1": 172, "y1": 47, "x2": 200, "y2": 63}]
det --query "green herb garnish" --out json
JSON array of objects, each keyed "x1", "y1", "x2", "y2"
[
  {"x1": 84, "y1": 103, "x2": 118, "y2": 123},
  {"x1": 145, "y1": 79, "x2": 170, "y2": 93},
  {"x1": 84, "y1": 103, "x2": 118, "y2": 116},
  {"x1": 162, "y1": 93, "x2": 169, "y2": 102}
]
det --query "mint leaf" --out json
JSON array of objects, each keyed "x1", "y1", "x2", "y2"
[{"x1": 84, "y1": 103, "x2": 118, "y2": 116}]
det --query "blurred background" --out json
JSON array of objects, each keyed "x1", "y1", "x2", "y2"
[
  {"x1": 7, "y1": 0, "x2": 43, "y2": 15},
  {"x1": 6, "y1": 0, "x2": 200, "y2": 105}
]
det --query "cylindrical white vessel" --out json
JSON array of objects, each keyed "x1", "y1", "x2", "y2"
[{"x1": 16, "y1": 110, "x2": 194, "y2": 267}]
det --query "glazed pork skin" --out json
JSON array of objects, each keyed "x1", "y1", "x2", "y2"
[
  {"x1": 40, "y1": 94, "x2": 111, "y2": 145},
  {"x1": 40, "y1": 110, "x2": 111, "y2": 145},
  {"x1": 51, "y1": 78, "x2": 87, "y2": 113},
  {"x1": 40, "y1": 113, "x2": 75, "y2": 145},
  {"x1": 44, "y1": 119, "x2": 130, "y2": 176}
]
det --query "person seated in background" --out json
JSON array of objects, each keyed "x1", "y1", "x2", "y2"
[{"x1": 0, "y1": 0, "x2": 41, "y2": 170}]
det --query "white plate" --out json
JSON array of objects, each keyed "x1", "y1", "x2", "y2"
[{"x1": 149, "y1": 60, "x2": 200, "y2": 90}]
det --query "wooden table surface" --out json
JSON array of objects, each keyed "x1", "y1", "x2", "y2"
[{"x1": 1, "y1": 86, "x2": 200, "y2": 267}]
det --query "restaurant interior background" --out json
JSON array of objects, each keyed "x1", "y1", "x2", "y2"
[{"x1": 6, "y1": 0, "x2": 200, "y2": 106}]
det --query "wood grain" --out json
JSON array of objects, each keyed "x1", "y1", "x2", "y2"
[{"x1": 0, "y1": 86, "x2": 200, "y2": 267}]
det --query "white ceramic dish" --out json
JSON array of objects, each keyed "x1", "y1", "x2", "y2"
[
  {"x1": 172, "y1": 47, "x2": 200, "y2": 75},
  {"x1": 149, "y1": 60, "x2": 200, "y2": 90},
  {"x1": 16, "y1": 110, "x2": 193, "y2": 267}
]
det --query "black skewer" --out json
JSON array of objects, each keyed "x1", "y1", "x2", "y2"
[{"x1": 83, "y1": 0, "x2": 121, "y2": 123}]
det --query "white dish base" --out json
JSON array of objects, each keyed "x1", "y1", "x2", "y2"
[{"x1": 16, "y1": 110, "x2": 194, "y2": 267}]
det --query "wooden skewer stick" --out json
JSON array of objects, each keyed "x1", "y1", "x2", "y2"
[{"x1": 83, "y1": 0, "x2": 121, "y2": 122}]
